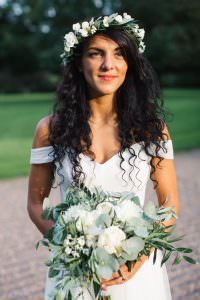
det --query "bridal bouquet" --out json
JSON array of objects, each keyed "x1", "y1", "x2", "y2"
[{"x1": 36, "y1": 183, "x2": 196, "y2": 300}]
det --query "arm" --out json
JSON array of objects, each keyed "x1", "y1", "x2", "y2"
[
  {"x1": 101, "y1": 124, "x2": 180, "y2": 290},
  {"x1": 27, "y1": 116, "x2": 55, "y2": 235}
]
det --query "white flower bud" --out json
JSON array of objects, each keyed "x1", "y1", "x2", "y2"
[
  {"x1": 123, "y1": 13, "x2": 132, "y2": 20},
  {"x1": 103, "y1": 16, "x2": 109, "y2": 27}
]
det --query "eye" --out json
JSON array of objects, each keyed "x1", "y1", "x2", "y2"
[
  {"x1": 88, "y1": 51, "x2": 101, "y2": 57},
  {"x1": 115, "y1": 49, "x2": 123, "y2": 57}
]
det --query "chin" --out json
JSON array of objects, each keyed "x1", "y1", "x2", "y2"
[{"x1": 95, "y1": 85, "x2": 119, "y2": 95}]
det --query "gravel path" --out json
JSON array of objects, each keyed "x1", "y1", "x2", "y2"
[{"x1": 0, "y1": 149, "x2": 200, "y2": 300}]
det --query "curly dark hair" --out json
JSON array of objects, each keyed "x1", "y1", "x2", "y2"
[{"x1": 49, "y1": 28, "x2": 171, "y2": 190}]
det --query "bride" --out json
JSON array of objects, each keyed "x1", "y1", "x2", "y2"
[{"x1": 27, "y1": 12, "x2": 179, "y2": 299}]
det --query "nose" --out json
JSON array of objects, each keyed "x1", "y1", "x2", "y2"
[{"x1": 101, "y1": 53, "x2": 114, "y2": 71}]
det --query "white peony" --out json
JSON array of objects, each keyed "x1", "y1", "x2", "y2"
[
  {"x1": 76, "y1": 210, "x2": 100, "y2": 233},
  {"x1": 62, "y1": 204, "x2": 84, "y2": 223},
  {"x1": 103, "y1": 16, "x2": 109, "y2": 27},
  {"x1": 114, "y1": 15, "x2": 123, "y2": 23},
  {"x1": 114, "y1": 199, "x2": 142, "y2": 223},
  {"x1": 96, "y1": 201, "x2": 115, "y2": 216},
  {"x1": 98, "y1": 226, "x2": 126, "y2": 255},
  {"x1": 72, "y1": 22, "x2": 81, "y2": 31}
]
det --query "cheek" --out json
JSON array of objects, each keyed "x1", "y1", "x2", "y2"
[{"x1": 82, "y1": 62, "x2": 97, "y2": 82}]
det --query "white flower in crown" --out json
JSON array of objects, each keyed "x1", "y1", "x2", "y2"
[
  {"x1": 62, "y1": 12, "x2": 146, "y2": 62},
  {"x1": 103, "y1": 16, "x2": 109, "y2": 27},
  {"x1": 82, "y1": 21, "x2": 90, "y2": 30},
  {"x1": 137, "y1": 28, "x2": 145, "y2": 39},
  {"x1": 114, "y1": 14, "x2": 123, "y2": 23},
  {"x1": 64, "y1": 32, "x2": 78, "y2": 49},
  {"x1": 79, "y1": 29, "x2": 88, "y2": 37},
  {"x1": 72, "y1": 22, "x2": 81, "y2": 32},
  {"x1": 139, "y1": 41, "x2": 146, "y2": 53},
  {"x1": 90, "y1": 25, "x2": 97, "y2": 34},
  {"x1": 123, "y1": 12, "x2": 132, "y2": 20},
  {"x1": 89, "y1": 17, "x2": 95, "y2": 26}
]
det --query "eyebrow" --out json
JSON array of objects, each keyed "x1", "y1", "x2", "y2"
[{"x1": 87, "y1": 46, "x2": 121, "y2": 51}]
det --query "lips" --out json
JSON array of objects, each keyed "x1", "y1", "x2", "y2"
[{"x1": 98, "y1": 75, "x2": 118, "y2": 81}]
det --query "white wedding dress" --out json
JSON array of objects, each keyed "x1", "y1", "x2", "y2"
[{"x1": 30, "y1": 139, "x2": 174, "y2": 300}]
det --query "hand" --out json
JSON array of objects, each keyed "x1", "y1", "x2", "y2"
[{"x1": 100, "y1": 262, "x2": 136, "y2": 291}]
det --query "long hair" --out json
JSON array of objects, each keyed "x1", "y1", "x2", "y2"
[{"x1": 49, "y1": 28, "x2": 171, "y2": 189}]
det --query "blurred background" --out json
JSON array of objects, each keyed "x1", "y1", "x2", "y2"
[{"x1": 0, "y1": 0, "x2": 199, "y2": 299}]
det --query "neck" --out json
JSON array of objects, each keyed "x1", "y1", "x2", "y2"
[{"x1": 88, "y1": 93, "x2": 118, "y2": 124}]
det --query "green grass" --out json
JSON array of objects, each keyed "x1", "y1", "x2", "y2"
[
  {"x1": 163, "y1": 89, "x2": 200, "y2": 151},
  {"x1": 0, "y1": 89, "x2": 200, "y2": 179}
]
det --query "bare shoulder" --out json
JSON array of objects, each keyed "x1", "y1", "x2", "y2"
[
  {"x1": 32, "y1": 115, "x2": 53, "y2": 148},
  {"x1": 161, "y1": 122, "x2": 171, "y2": 140}
]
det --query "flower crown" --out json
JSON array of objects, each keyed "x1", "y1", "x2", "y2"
[{"x1": 61, "y1": 12, "x2": 145, "y2": 65}]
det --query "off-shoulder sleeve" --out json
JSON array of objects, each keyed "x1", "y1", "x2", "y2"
[
  {"x1": 30, "y1": 146, "x2": 54, "y2": 164},
  {"x1": 148, "y1": 139, "x2": 174, "y2": 159}
]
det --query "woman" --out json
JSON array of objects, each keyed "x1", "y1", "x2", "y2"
[{"x1": 28, "y1": 12, "x2": 179, "y2": 300}]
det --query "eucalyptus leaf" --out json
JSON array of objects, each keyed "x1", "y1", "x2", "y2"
[
  {"x1": 143, "y1": 201, "x2": 159, "y2": 220},
  {"x1": 96, "y1": 265, "x2": 113, "y2": 280},
  {"x1": 122, "y1": 236, "x2": 145, "y2": 255},
  {"x1": 172, "y1": 254, "x2": 182, "y2": 265},
  {"x1": 95, "y1": 213, "x2": 112, "y2": 228}
]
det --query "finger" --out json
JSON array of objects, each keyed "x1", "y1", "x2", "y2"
[{"x1": 102, "y1": 276, "x2": 124, "y2": 287}]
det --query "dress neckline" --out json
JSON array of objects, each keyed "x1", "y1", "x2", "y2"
[{"x1": 79, "y1": 142, "x2": 142, "y2": 166}]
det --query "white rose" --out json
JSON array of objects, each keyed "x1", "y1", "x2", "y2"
[
  {"x1": 114, "y1": 15, "x2": 123, "y2": 23},
  {"x1": 114, "y1": 199, "x2": 142, "y2": 223},
  {"x1": 123, "y1": 13, "x2": 132, "y2": 20},
  {"x1": 103, "y1": 16, "x2": 109, "y2": 27},
  {"x1": 72, "y1": 22, "x2": 81, "y2": 31},
  {"x1": 97, "y1": 226, "x2": 126, "y2": 255},
  {"x1": 64, "y1": 32, "x2": 78, "y2": 48},
  {"x1": 79, "y1": 28, "x2": 88, "y2": 37},
  {"x1": 82, "y1": 21, "x2": 90, "y2": 29}
]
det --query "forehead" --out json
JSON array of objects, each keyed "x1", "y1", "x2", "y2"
[{"x1": 84, "y1": 34, "x2": 120, "y2": 50}]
